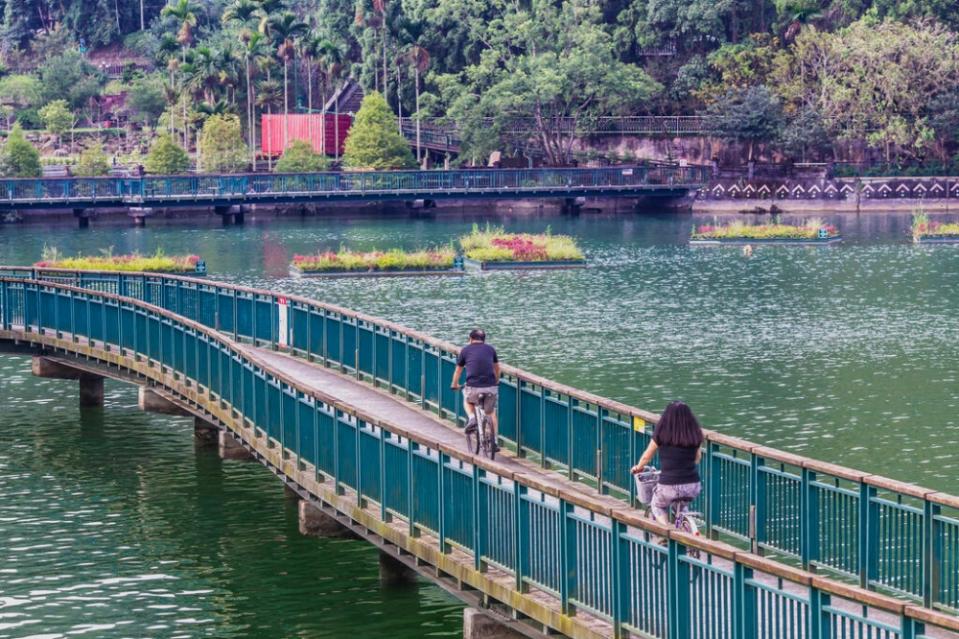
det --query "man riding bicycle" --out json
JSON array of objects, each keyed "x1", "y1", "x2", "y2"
[{"x1": 450, "y1": 329, "x2": 500, "y2": 453}]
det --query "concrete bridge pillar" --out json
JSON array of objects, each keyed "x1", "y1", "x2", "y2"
[
  {"x1": 31, "y1": 356, "x2": 104, "y2": 408},
  {"x1": 378, "y1": 551, "x2": 417, "y2": 587},
  {"x1": 193, "y1": 417, "x2": 219, "y2": 446},
  {"x1": 128, "y1": 207, "x2": 152, "y2": 227},
  {"x1": 218, "y1": 429, "x2": 253, "y2": 461},
  {"x1": 73, "y1": 208, "x2": 91, "y2": 229},
  {"x1": 138, "y1": 387, "x2": 192, "y2": 416},
  {"x1": 463, "y1": 609, "x2": 527, "y2": 639},
  {"x1": 216, "y1": 205, "x2": 247, "y2": 225},
  {"x1": 297, "y1": 499, "x2": 356, "y2": 538}
]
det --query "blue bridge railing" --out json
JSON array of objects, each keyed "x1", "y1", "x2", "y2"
[
  {"x1": 2, "y1": 268, "x2": 959, "y2": 625},
  {"x1": 0, "y1": 166, "x2": 707, "y2": 209}
]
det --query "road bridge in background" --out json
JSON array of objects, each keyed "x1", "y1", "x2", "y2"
[{"x1": 1, "y1": 268, "x2": 957, "y2": 639}]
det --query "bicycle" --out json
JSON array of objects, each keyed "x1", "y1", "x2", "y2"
[
  {"x1": 462, "y1": 391, "x2": 496, "y2": 460},
  {"x1": 634, "y1": 466, "x2": 703, "y2": 559}
]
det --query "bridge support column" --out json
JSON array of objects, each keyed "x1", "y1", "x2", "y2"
[
  {"x1": 194, "y1": 417, "x2": 219, "y2": 446},
  {"x1": 32, "y1": 356, "x2": 104, "y2": 408},
  {"x1": 561, "y1": 197, "x2": 584, "y2": 215},
  {"x1": 138, "y1": 387, "x2": 192, "y2": 416},
  {"x1": 297, "y1": 499, "x2": 357, "y2": 538},
  {"x1": 79, "y1": 376, "x2": 104, "y2": 408},
  {"x1": 218, "y1": 429, "x2": 253, "y2": 461},
  {"x1": 128, "y1": 207, "x2": 152, "y2": 227},
  {"x1": 73, "y1": 208, "x2": 91, "y2": 229},
  {"x1": 379, "y1": 551, "x2": 417, "y2": 587},
  {"x1": 216, "y1": 205, "x2": 247, "y2": 225},
  {"x1": 463, "y1": 608, "x2": 527, "y2": 639}
]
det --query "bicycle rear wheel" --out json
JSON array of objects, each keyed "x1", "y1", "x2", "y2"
[
  {"x1": 678, "y1": 516, "x2": 701, "y2": 559},
  {"x1": 465, "y1": 417, "x2": 480, "y2": 455},
  {"x1": 483, "y1": 417, "x2": 495, "y2": 460}
]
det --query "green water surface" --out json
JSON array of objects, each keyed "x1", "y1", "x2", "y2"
[{"x1": 1, "y1": 210, "x2": 957, "y2": 637}]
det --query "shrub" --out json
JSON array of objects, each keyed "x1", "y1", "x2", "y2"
[
  {"x1": 199, "y1": 114, "x2": 247, "y2": 173},
  {"x1": 74, "y1": 144, "x2": 110, "y2": 177},
  {"x1": 342, "y1": 91, "x2": 416, "y2": 170},
  {"x1": 39, "y1": 99, "x2": 74, "y2": 142},
  {"x1": 1, "y1": 123, "x2": 41, "y2": 177},
  {"x1": 145, "y1": 134, "x2": 190, "y2": 174},
  {"x1": 275, "y1": 140, "x2": 329, "y2": 172}
]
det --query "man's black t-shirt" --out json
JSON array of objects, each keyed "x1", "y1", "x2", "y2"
[{"x1": 457, "y1": 343, "x2": 499, "y2": 387}]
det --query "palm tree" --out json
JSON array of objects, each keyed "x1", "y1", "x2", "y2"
[
  {"x1": 372, "y1": 0, "x2": 388, "y2": 102},
  {"x1": 264, "y1": 11, "x2": 307, "y2": 150},
  {"x1": 405, "y1": 45, "x2": 430, "y2": 163},
  {"x1": 162, "y1": 0, "x2": 200, "y2": 148},
  {"x1": 222, "y1": 0, "x2": 261, "y2": 27},
  {"x1": 319, "y1": 42, "x2": 345, "y2": 159},
  {"x1": 239, "y1": 31, "x2": 269, "y2": 167}
]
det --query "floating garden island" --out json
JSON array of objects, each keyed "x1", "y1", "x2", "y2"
[
  {"x1": 35, "y1": 251, "x2": 206, "y2": 274},
  {"x1": 458, "y1": 227, "x2": 585, "y2": 270},
  {"x1": 291, "y1": 248, "x2": 462, "y2": 277},
  {"x1": 912, "y1": 214, "x2": 959, "y2": 244},
  {"x1": 690, "y1": 219, "x2": 842, "y2": 246}
]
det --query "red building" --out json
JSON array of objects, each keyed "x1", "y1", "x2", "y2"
[{"x1": 260, "y1": 114, "x2": 353, "y2": 157}]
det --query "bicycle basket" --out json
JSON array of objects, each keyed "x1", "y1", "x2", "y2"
[{"x1": 635, "y1": 469, "x2": 660, "y2": 506}]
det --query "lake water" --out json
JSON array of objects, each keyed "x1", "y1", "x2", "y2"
[{"x1": 1, "y1": 210, "x2": 957, "y2": 637}]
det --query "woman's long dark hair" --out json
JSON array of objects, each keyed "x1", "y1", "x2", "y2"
[{"x1": 653, "y1": 401, "x2": 704, "y2": 448}]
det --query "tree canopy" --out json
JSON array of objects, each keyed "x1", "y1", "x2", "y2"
[{"x1": 342, "y1": 92, "x2": 416, "y2": 170}]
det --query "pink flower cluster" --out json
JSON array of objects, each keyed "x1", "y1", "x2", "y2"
[{"x1": 491, "y1": 236, "x2": 548, "y2": 261}]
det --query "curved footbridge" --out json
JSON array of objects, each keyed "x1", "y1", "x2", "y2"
[{"x1": 1, "y1": 268, "x2": 958, "y2": 639}]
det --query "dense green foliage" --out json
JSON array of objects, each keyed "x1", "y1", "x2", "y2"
[
  {"x1": 38, "y1": 100, "x2": 74, "y2": 141},
  {"x1": 342, "y1": 92, "x2": 415, "y2": 170},
  {"x1": 198, "y1": 113, "x2": 247, "y2": 172},
  {"x1": 275, "y1": 139, "x2": 329, "y2": 172},
  {"x1": 1, "y1": 123, "x2": 40, "y2": 177},
  {"x1": 1, "y1": 0, "x2": 959, "y2": 166},
  {"x1": 75, "y1": 144, "x2": 111, "y2": 176},
  {"x1": 145, "y1": 133, "x2": 189, "y2": 173}
]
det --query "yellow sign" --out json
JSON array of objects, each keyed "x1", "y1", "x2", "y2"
[{"x1": 632, "y1": 416, "x2": 645, "y2": 432}]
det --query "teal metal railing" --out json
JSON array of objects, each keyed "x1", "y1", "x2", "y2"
[
  {"x1": 3, "y1": 267, "x2": 959, "y2": 617},
  {"x1": 1, "y1": 275, "x2": 955, "y2": 638},
  {"x1": 0, "y1": 276, "x2": 959, "y2": 639},
  {"x1": 0, "y1": 166, "x2": 707, "y2": 207}
]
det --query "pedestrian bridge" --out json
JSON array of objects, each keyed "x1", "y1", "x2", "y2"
[
  {"x1": 0, "y1": 166, "x2": 705, "y2": 213},
  {"x1": 1, "y1": 268, "x2": 957, "y2": 639}
]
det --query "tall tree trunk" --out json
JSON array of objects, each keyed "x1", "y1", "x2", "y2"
[
  {"x1": 283, "y1": 60, "x2": 289, "y2": 151},
  {"x1": 334, "y1": 98, "x2": 340, "y2": 162},
  {"x1": 396, "y1": 63, "x2": 402, "y2": 133},
  {"x1": 247, "y1": 58, "x2": 255, "y2": 168},
  {"x1": 321, "y1": 84, "x2": 327, "y2": 155},
  {"x1": 415, "y1": 67, "x2": 421, "y2": 163},
  {"x1": 382, "y1": 30, "x2": 388, "y2": 103},
  {"x1": 307, "y1": 58, "x2": 313, "y2": 151},
  {"x1": 140, "y1": 0, "x2": 145, "y2": 30}
]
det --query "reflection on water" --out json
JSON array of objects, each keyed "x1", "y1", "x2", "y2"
[{"x1": 1, "y1": 210, "x2": 958, "y2": 636}]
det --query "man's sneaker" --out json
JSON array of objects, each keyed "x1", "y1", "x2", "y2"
[
  {"x1": 492, "y1": 443, "x2": 501, "y2": 453},
  {"x1": 465, "y1": 417, "x2": 477, "y2": 434}
]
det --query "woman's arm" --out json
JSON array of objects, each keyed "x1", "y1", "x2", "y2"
[{"x1": 631, "y1": 440, "x2": 658, "y2": 474}]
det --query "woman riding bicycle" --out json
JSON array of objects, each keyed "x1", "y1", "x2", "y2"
[{"x1": 630, "y1": 401, "x2": 704, "y2": 524}]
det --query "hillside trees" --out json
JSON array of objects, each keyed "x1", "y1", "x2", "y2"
[
  {"x1": 773, "y1": 18, "x2": 959, "y2": 162},
  {"x1": 431, "y1": 0, "x2": 661, "y2": 165}
]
